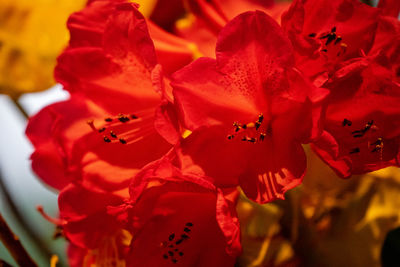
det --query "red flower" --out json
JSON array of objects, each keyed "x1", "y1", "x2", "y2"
[
  {"x1": 311, "y1": 60, "x2": 400, "y2": 177},
  {"x1": 26, "y1": 3, "x2": 173, "y2": 191},
  {"x1": 171, "y1": 11, "x2": 327, "y2": 203},
  {"x1": 26, "y1": 4, "x2": 177, "y2": 263},
  {"x1": 282, "y1": 0, "x2": 400, "y2": 177},
  {"x1": 281, "y1": 0, "x2": 381, "y2": 87},
  {"x1": 114, "y1": 154, "x2": 241, "y2": 267}
]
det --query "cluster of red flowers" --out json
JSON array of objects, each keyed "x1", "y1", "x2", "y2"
[{"x1": 26, "y1": 0, "x2": 399, "y2": 266}]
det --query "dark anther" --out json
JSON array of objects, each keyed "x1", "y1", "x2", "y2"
[
  {"x1": 168, "y1": 251, "x2": 174, "y2": 256},
  {"x1": 241, "y1": 137, "x2": 247, "y2": 142},
  {"x1": 255, "y1": 121, "x2": 261, "y2": 130},
  {"x1": 371, "y1": 138, "x2": 383, "y2": 146},
  {"x1": 342, "y1": 119, "x2": 352, "y2": 126},
  {"x1": 98, "y1": 127, "x2": 106, "y2": 133},
  {"x1": 183, "y1": 227, "x2": 191, "y2": 233},
  {"x1": 181, "y1": 234, "x2": 189, "y2": 239},
  {"x1": 352, "y1": 132, "x2": 364, "y2": 138},
  {"x1": 227, "y1": 135, "x2": 234, "y2": 140},
  {"x1": 118, "y1": 114, "x2": 130, "y2": 123},
  {"x1": 259, "y1": 133, "x2": 266, "y2": 141},
  {"x1": 334, "y1": 36, "x2": 342, "y2": 45},
  {"x1": 242, "y1": 124, "x2": 247, "y2": 129},
  {"x1": 258, "y1": 114, "x2": 264, "y2": 123},
  {"x1": 308, "y1": 33, "x2": 316, "y2": 37},
  {"x1": 325, "y1": 34, "x2": 337, "y2": 46},
  {"x1": 371, "y1": 138, "x2": 383, "y2": 153},
  {"x1": 372, "y1": 146, "x2": 382, "y2": 153},
  {"x1": 186, "y1": 222, "x2": 193, "y2": 227},
  {"x1": 105, "y1": 117, "x2": 113, "y2": 122},
  {"x1": 163, "y1": 254, "x2": 168, "y2": 259},
  {"x1": 321, "y1": 49, "x2": 328, "y2": 52},
  {"x1": 233, "y1": 122, "x2": 240, "y2": 132},
  {"x1": 175, "y1": 239, "x2": 183, "y2": 245},
  {"x1": 172, "y1": 259, "x2": 178, "y2": 264},
  {"x1": 119, "y1": 138, "x2": 127, "y2": 144},
  {"x1": 168, "y1": 245, "x2": 174, "y2": 248},
  {"x1": 130, "y1": 114, "x2": 138, "y2": 119},
  {"x1": 169, "y1": 233, "x2": 175, "y2": 241},
  {"x1": 110, "y1": 131, "x2": 117, "y2": 138},
  {"x1": 174, "y1": 249, "x2": 178, "y2": 252},
  {"x1": 103, "y1": 136, "x2": 111, "y2": 143},
  {"x1": 248, "y1": 137, "x2": 256, "y2": 143},
  {"x1": 365, "y1": 120, "x2": 374, "y2": 131},
  {"x1": 179, "y1": 252, "x2": 184, "y2": 256},
  {"x1": 350, "y1": 147, "x2": 360, "y2": 154},
  {"x1": 331, "y1": 26, "x2": 336, "y2": 32}
]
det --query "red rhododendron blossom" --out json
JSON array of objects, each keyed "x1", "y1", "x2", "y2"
[
  {"x1": 282, "y1": 0, "x2": 400, "y2": 177},
  {"x1": 171, "y1": 11, "x2": 327, "y2": 203},
  {"x1": 27, "y1": 3, "x2": 173, "y2": 191},
  {"x1": 110, "y1": 154, "x2": 241, "y2": 266},
  {"x1": 281, "y1": 0, "x2": 381, "y2": 87}
]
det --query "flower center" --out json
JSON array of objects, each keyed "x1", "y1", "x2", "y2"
[
  {"x1": 86, "y1": 108, "x2": 155, "y2": 145},
  {"x1": 341, "y1": 118, "x2": 383, "y2": 159},
  {"x1": 227, "y1": 114, "x2": 271, "y2": 144},
  {"x1": 160, "y1": 222, "x2": 193, "y2": 264},
  {"x1": 308, "y1": 26, "x2": 348, "y2": 57}
]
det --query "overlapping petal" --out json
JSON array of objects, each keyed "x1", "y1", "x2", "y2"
[{"x1": 171, "y1": 11, "x2": 324, "y2": 203}]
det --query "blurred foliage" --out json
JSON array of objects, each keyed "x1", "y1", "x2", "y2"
[
  {"x1": 0, "y1": 0, "x2": 85, "y2": 97},
  {"x1": 237, "y1": 147, "x2": 400, "y2": 267}
]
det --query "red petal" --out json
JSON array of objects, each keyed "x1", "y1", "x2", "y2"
[{"x1": 173, "y1": 11, "x2": 294, "y2": 130}]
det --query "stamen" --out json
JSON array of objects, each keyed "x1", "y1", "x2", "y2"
[
  {"x1": 308, "y1": 33, "x2": 316, "y2": 38},
  {"x1": 36, "y1": 205, "x2": 65, "y2": 225},
  {"x1": 110, "y1": 131, "x2": 117, "y2": 138},
  {"x1": 227, "y1": 135, "x2": 234, "y2": 140},
  {"x1": 350, "y1": 147, "x2": 360, "y2": 154},
  {"x1": 103, "y1": 136, "x2": 111, "y2": 143},
  {"x1": 169, "y1": 234, "x2": 175, "y2": 241},
  {"x1": 98, "y1": 127, "x2": 106, "y2": 133},
  {"x1": 342, "y1": 119, "x2": 352, "y2": 126},
  {"x1": 118, "y1": 113, "x2": 130, "y2": 123},
  {"x1": 87, "y1": 120, "x2": 97, "y2": 132},
  {"x1": 259, "y1": 133, "x2": 266, "y2": 141},
  {"x1": 334, "y1": 36, "x2": 342, "y2": 45},
  {"x1": 105, "y1": 117, "x2": 113, "y2": 122}
]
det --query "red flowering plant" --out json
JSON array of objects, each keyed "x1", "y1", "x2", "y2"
[
  {"x1": 281, "y1": 0, "x2": 400, "y2": 177},
  {"x1": 15, "y1": 0, "x2": 400, "y2": 266}
]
